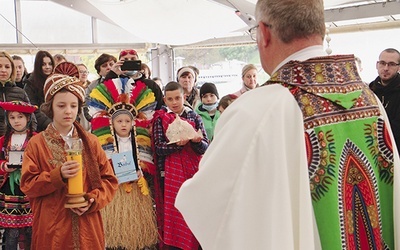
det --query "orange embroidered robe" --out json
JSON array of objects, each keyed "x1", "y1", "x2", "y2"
[{"x1": 21, "y1": 124, "x2": 118, "y2": 250}]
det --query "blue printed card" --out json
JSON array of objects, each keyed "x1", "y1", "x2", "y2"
[{"x1": 111, "y1": 151, "x2": 138, "y2": 184}]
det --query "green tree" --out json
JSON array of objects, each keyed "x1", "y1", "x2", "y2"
[{"x1": 219, "y1": 46, "x2": 258, "y2": 62}]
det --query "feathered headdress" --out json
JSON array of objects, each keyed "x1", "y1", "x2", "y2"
[{"x1": 87, "y1": 77, "x2": 157, "y2": 195}]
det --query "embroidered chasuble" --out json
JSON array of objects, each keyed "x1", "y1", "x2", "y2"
[
  {"x1": 175, "y1": 55, "x2": 399, "y2": 250},
  {"x1": 266, "y1": 55, "x2": 395, "y2": 249}
]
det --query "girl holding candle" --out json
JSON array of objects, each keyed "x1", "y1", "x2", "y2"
[
  {"x1": 20, "y1": 63, "x2": 119, "y2": 250},
  {"x1": 0, "y1": 101, "x2": 37, "y2": 250}
]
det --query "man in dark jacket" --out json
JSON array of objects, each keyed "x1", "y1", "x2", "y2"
[
  {"x1": 370, "y1": 48, "x2": 400, "y2": 151},
  {"x1": 83, "y1": 53, "x2": 117, "y2": 123}
]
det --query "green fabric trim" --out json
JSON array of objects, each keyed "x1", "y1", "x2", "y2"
[
  {"x1": 319, "y1": 90, "x2": 362, "y2": 109},
  {"x1": 9, "y1": 169, "x2": 21, "y2": 195}
]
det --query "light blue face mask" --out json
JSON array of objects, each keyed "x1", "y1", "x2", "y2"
[
  {"x1": 125, "y1": 70, "x2": 139, "y2": 76},
  {"x1": 202, "y1": 102, "x2": 218, "y2": 112}
]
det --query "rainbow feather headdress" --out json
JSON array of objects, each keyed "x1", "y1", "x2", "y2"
[{"x1": 87, "y1": 77, "x2": 157, "y2": 177}]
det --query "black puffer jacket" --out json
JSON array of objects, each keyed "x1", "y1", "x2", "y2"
[
  {"x1": 370, "y1": 73, "x2": 400, "y2": 151},
  {"x1": 0, "y1": 81, "x2": 37, "y2": 136},
  {"x1": 23, "y1": 75, "x2": 51, "y2": 132}
]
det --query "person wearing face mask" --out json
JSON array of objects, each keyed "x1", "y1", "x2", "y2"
[
  {"x1": 195, "y1": 82, "x2": 220, "y2": 141},
  {"x1": 233, "y1": 64, "x2": 259, "y2": 97},
  {"x1": 106, "y1": 49, "x2": 163, "y2": 111}
]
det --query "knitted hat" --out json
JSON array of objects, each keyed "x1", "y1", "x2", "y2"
[
  {"x1": 0, "y1": 101, "x2": 37, "y2": 114},
  {"x1": 177, "y1": 67, "x2": 196, "y2": 80},
  {"x1": 200, "y1": 82, "x2": 219, "y2": 99}
]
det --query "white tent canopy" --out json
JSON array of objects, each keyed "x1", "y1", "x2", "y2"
[{"x1": 1, "y1": 0, "x2": 400, "y2": 53}]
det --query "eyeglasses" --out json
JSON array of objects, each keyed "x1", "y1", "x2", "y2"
[
  {"x1": 248, "y1": 23, "x2": 272, "y2": 41},
  {"x1": 79, "y1": 70, "x2": 89, "y2": 74},
  {"x1": 119, "y1": 49, "x2": 137, "y2": 57},
  {"x1": 377, "y1": 60, "x2": 400, "y2": 68}
]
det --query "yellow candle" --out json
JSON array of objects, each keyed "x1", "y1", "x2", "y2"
[{"x1": 66, "y1": 150, "x2": 83, "y2": 194}]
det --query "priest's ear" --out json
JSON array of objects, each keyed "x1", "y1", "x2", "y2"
[{"x1": 258, "y1": 22, "x2": 272, "y2": 48}]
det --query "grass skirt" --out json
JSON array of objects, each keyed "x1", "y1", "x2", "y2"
[{"x1": 102, "y1": 183, "x2": 158, "y2": 249}]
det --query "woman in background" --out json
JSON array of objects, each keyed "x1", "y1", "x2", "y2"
[
  {"x1": 141, "y1": 63, "x2": 151, "y2": 79},
  {"x1": 233, "y1": 64, "x2": 258, "y2": 97},
  {"x1": 23, "y1": 50, "x2": 54, "y2": 132},
  {"x1": 76, "y1": 63, "x2": 90, "y2": 89},
  {"x1": 0, "y1": 51, "x2": 35, "y2": 136},
  {"x1": 11, "y1": 55, "x2": 28, "y2": 89}
]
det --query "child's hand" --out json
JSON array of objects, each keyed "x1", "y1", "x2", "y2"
[
  {"x1": 61, "y1": 160, "x2": 80, "y2": 179},
  {"x1": 4, "y1": 164, "x2": 16, "y2": 173},
  {"x1": 137, "y1": 169, "x2": 143, "y2": 178},
  {"x1": 70, "y1": 198, "x2": 94, "y2": 216},
  {"x1": 190, "y1": 136, "x2": 202, "y2": 143},
  {"x1": 176, "y1": 139, "x2": 189, "y2": 146}
]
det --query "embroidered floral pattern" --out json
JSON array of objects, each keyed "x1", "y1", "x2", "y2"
[
  {"x1": 365, "y1": 119, "x2": 394, "y2": 184},
  {"x1": 265, "y1": 55, "x2": 394, "y2": 249},
  {"x1": 42, "y1": 125, "x2": 67, "y2": 168},
  {"x1": 338, "y1": 140, "x2": 385, "y2": 250},
  {"x1": 307, "y1": 129, "x2": 336, "y2": 201}
]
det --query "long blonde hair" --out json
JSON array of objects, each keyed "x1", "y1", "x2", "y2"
[{"x1": 0, "y1": 51, "x2": 16, "y2": 83}]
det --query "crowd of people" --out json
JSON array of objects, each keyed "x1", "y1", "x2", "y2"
[
  {"x1": 0, "y1": 45, "x2": 254, "y2": 249},
  {"x1": 0, "y1": 0, "x2": 399, "y2": 249}
]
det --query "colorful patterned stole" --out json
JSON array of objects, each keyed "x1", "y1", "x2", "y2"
[{"x1": 265, "y1": 55, "x2": 395, "y2": 250}]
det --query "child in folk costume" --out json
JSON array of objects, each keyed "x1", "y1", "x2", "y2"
[
  {"x1": 152, "y1": 81, "x2": 209, "y2": 250},
  {"x1": 0, "y1": 101, "x2": 37, "y2": 250},
  {"x1": 88, "y1": 77, "x2": 158, "y2": 249},
  {"x1": 20, "y1": 64, "x2": 119, "y2": 250}
]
